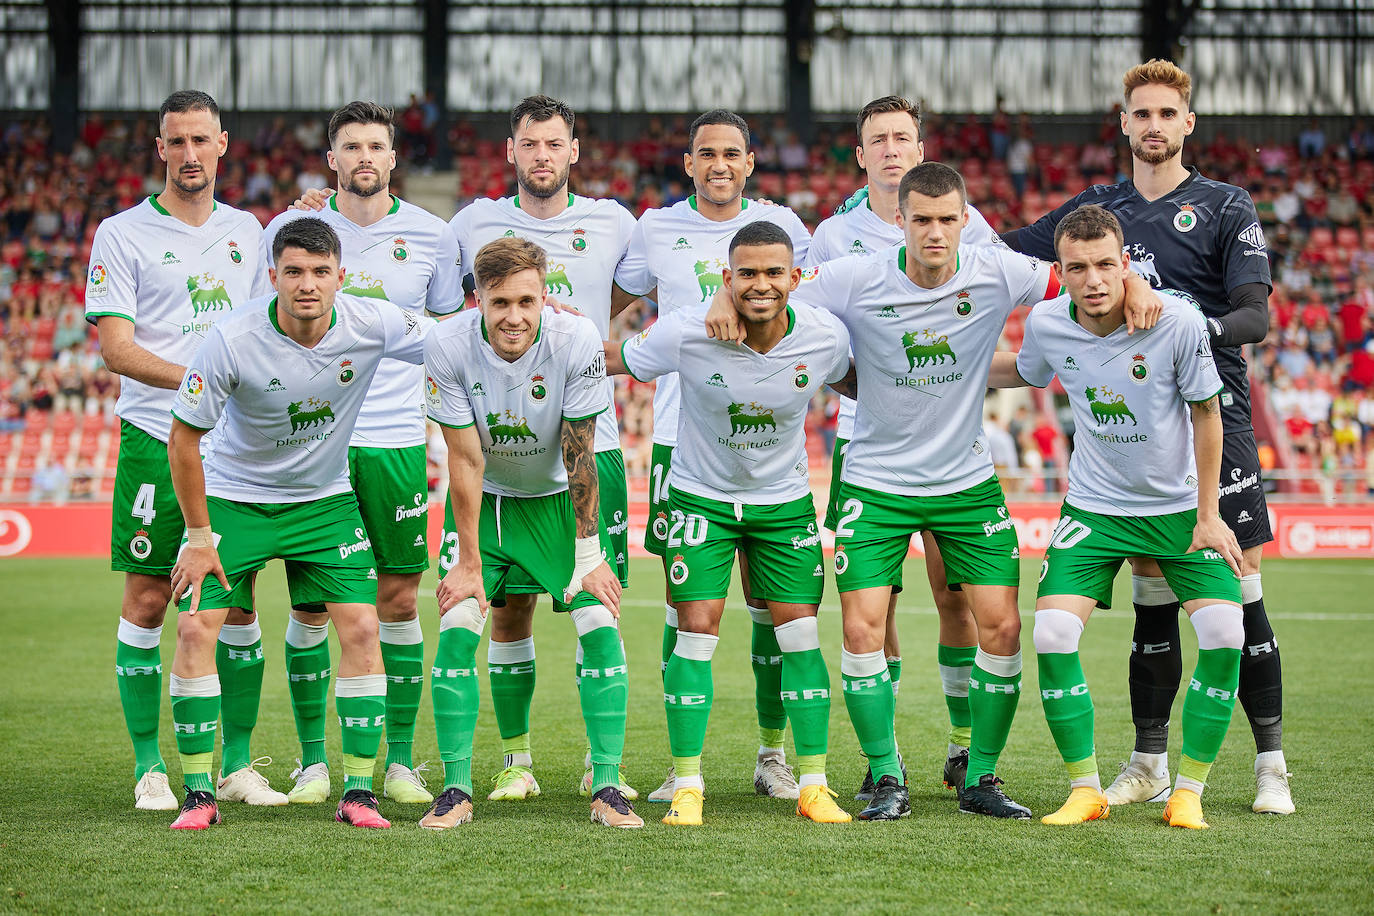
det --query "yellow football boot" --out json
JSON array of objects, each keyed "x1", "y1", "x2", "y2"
[{"x1": 1041, "y1": 786, "x2": 1110, "y2": 825}]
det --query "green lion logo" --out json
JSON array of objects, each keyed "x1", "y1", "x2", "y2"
[
  {"x1": 187, "y1": 273, "x2": 232, "y2": 317},
  {"x1": 726, "y1": 402, "x2": 776, "y2": 436},
  {"x1": 545, "y1": 263, "x2": 573, "y2": 296},
  {"x1": 342, "y1": 271, "x2": 389, "y2": 299},
  {"x1": 694, "y1": 259, "x2": 725, "y2": 301},
  {"x1": 287, "y1": 398, "x2": 335, "y2": 434},
  {"x1": 487, "y1": 410, "x2": 538, "y2": 444},
  {"x1": 901, "y1": 329, "x2": 957, "y2": 371},
  {"x1": 1086, "y1": 386, "x2": 1138, "y2": 426}
]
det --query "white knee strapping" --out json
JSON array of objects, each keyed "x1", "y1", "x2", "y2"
[
  {"x1": 1032, "y1": 609, "x2": 1084, "y2": 655},
  {"x1": 664, "y1": 604, "x2": 679, "y2": 629},
  {"x1": 840, "y1": 648, "x2": 887, "y2": 678},
  {"x1": 336, "y1": 673, "x2": 387, "y2": 697},
  {"x1": 673, "y1": 631, "x2": 719, "y2": 661},
  {"x1": 117, "y1": 619, "x2": 162, "y2": 649},
  {"x1": 1189, "y1": 604, "x2": 1244, "y2": 650},
  {"x1": 747, "y1": 605, "x2": 773, "y2": 626},
  {"x1": 439, "y1": 597, "x2": 486, "y2": 635},
  {"x1": 217, "y1": 622, "x2": 262, "y2": 647},
  {"x1": 974, "y1": 648, "x2": 1022, "y2": 677},
  {"x1": 488, "y1": 637, "x2": 535, "y2": 665},
  {"x1": 570, "y1": 603, "x2": 617, "y2": 636},
  {"x1": 774, "y1": 616, "x2": 820, "y2": 653},
  {"x1": 168, "y1": 673, "x2": 220, "y2": 697},
  {"x1": 378, "y1": 618, "x2": 424, "y2": 645},
  {"x1": 285, "y1": 617, "x2": 329, "y2": 649},
  {"x1": 1132, "y1": 575, "x2": 1178, "y2": 605},
  {"x1": 1240, "y1": 574, "x2": 1263, "y2": 605}
]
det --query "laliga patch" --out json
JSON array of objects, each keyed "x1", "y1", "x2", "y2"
[
  {"x1": 88, "y1": 261, "x2": 110, "y2": 297},
  {"x1": 179, "y1": 371, "x2": 205, "y2": 408},
  {"x1": 425, "y1": 375, "x2": 442, "y2": 411}
]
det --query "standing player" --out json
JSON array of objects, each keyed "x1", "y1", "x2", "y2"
[
  {"x1": 421, "y1": 237, "x2": 640, "y2": 830},
  {"x1": 87, "y1": 90, "x2": 283, "y2": 811},
  {"x1": 613, "y1": 109, "x2": 814, "y2": 802},
  {"x1": 810, "y1": 95, "x2": 996, "y2": 799},
  {"x1": 1000, "y1": 59, "x2": 1291, "y2": 814},
  {"x1": 989, "y1": 205, "x2": 1244, "y2": 829},
  {"x1": 263, "y1": 101, "x2": 463, "y2": 807},
  {"x1": 166, "y1": 217, "x2": 432, "y2": 830},
  {"x1": 446, "y1": 96, "x2": 638, "y2": 801},
  {"x1": 608, "y1": 221, "x2": 853, "y2": 826}
]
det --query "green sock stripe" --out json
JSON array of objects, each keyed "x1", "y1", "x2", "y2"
[
  {"x1": 285, "y1": 640, "x2": 331, "y2": 767},
  {"x1": 843, "y1": 672, "x2": 900, "y2": 783},
  {"x1": 795, "y1": 753, "x2": 826, "y2": 778},
  {"x1": 672, "y1": 755, "x2": 702, "y2": 779},
  {"x1": 489, "y1": 655, "x2": 536, "y2": 741},
  {"x1": 171, "y1": 693, "x2": 219, "y2": 757},
  {"x1": 1177, "y1": 754, "x2": 1214, "y2": 785},
  {"x1": 380, "y1": 640, "x2": 425, "y2": 767},
  {"x1": 578, "y1": 627, "x2": 629, "y2": 769},
  {"x1": 966, "y1": 662, "x2": 1020, "y2": 787},
  {"x1": 949, "y1": 725, "x2": 972, "y2": 747},
  {"x1": 938, "y1": 645, "x2": 975, "y2": 733},
  {"x1": 115, "y1": 641, "x2": 164, "y2": 780},
  {"x1": 759, "y1": 727, "x2": 786, "y2": 749},
  {"x1": 781, "y1": 648, "x2": 831, "y2": 757},
  {"x1": 937, "y1": 644, "x2": 978, "y2": 667},
  {"x1": 591, "y1": 763, "x2": 621, "y2": 793},
  {"x1": 500, "y1": 734, "x2": 532, "y2": 757},
  {"x1": 432, "y1": 628, "x2": 482, "y2": 779},
  {"x1": 1037, "y1": 651, "x2": 1095, "y2": 767},
  {"x1": 443, "y1": 758, "x2": 473, "y2": 795},
  {"x1": 664, "y1": 654, "x2": 713, "y2": 759},
  {"x1": 751, "y1": 622, "x2": 787, "y2": 731},
  {"x1": 1181, "y1": 647, "x2": 1241, "y2": 766},
  {"x1": 217, "y1": 638, "x2": 265, "y2": 776},
  {"x1": 1065, "y1": 755, "x2": 1099, "y2": 781}
]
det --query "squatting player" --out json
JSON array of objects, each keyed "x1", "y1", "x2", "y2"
[
  {"x1": 421, "y1": 236, "x2": 641, "y2": 830},
  {"x1": 810, "y1": 95, "x2": 996, "y2": 799},
  {"x1": 447, "y1": 96, "x2": 639, "y2": 801},
  {"x1": 166, "y1": 217, "x2": 433, "y2": 830},
  {"x1": 989, "y1": 205, "x2": 1244, "y2": 829},
  {"x1": 612, "y1": 109, "x2": 814, "y2": 802},
  {"x1": 608, "y1": 221, "x2": 853, "y2": 826},
  {"x1": 87, "y1": 90, "x2": 282, "y2": 812},
  {"x1": 264, "y1": 101, "x2": 463, "y2": 807},
  {"x1": 1001, "y1": 59, "x2": 1290, "y2": 814}
]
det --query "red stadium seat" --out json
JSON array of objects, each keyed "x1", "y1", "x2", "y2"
[
  {"x1": 1336, "y1": 226, "x2": 1360, "y2": 249},
  {"x1": 9, "y1": 476, "x2": 32, "y2": 497},
  {"x1": 24, "y1": 411, "x2": 47, "y2": 432},
  {"x1": 52, "y1": 410, "x2": 77, "y2": 433},
  {"x1": 1307, "y1": 227, "x2": 1334, "y2": 250}
]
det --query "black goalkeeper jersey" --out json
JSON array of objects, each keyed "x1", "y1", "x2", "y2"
[{"x1": 1006, "y1": 168, "x2": 1271, "y2": 433}]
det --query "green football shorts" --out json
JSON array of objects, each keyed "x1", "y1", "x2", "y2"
[
  {"x1": 347, "y1": 444, "x2": 429, "y2": 575},
  {"x1": 822, "y1": 437, "x2": 848, "y2": 532},
  {"x1": 644, "y1": 443, "x2": 674, "y2": 557},
  {"x1": 110, "y1": 421, "x2": 185, "y2": 575}
]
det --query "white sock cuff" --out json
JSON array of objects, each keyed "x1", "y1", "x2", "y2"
[
  {"x1": 488, "y1": 637, "x2": 535, "y2": 664},
  {"x1": 439, "y1": 598, "x2": 486, "y2": 635},
  {"x1": 1240, "y1": 574, "x2": 1263, "y2": 604},
  {"x1": 1189, "y1": 603, "x2": 1244, "y2": 650},
  {"x1": 840, "y1": 648, "x2": 887, "y2": 678},
  {"x1": 747, "y1": 605, "x2": 773, "y2": 626},
  {"x1": 378, "y1": 618, "x2": 424, "y2": 646},
  {"x1": 1032, "y1": 609, "x2": 1084, "y2": 655},
  {"x1": 117, "y1": 619, "x2": 162, "y2": 649},
  {"x1": 974, "y1": 648, "x2": 1022, "y2": 678},
  {"x1": 672, "y1": 630, "x2": 719, "y2": 661},
  {"x1": 774, "y1": 616, "x2": 820, "y2": 653},
  {"x1": 1132, "y1": 575, "x2": 1178, "y2": 605},
  {"x1": 335, "y1": 673, "x2": 387, "y2": 697},
  {"x1": 285, "y1": 617, "x2": 329, "y2": 648},
  {"x1": 664, "y1": 604, "x2": 678, "y2": 628},
  {"x1": 169, "y1": 673, "x2": 220, "y2": 697},
  {"x1": 938, "y1": 664, "x2": 970, "y2": 698},
  {"x1": 217, "y1": 621, "x2": 262, "y2": 647},
  {"x1": 570, "y1": 603, "x2": 617, "y2": 636}
]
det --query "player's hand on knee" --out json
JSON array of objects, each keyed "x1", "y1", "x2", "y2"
[
  {"x1": 1189, "y1": 515, "x2": 1244, "y2": 578},
  {"x1": 705, "y1": 286, "x2": 744, "y2": 343},
  {"x1": 292, "y1": 187, "x2": 333, "y2": 211},
  {"x1": 171, "y1": 547, "x2": 229, "y2": 616},
  {"x1": 437, "y1": 563, "x2": 487, "y2": 615},
  {"x1": 571, "y1": 562, "x2": 622, "y2": 617}
]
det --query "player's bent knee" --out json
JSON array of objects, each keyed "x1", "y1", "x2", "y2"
[
  {"x1": 1032, "y1": 608, "x2": 1084, "y2": 654},
  {"x1": 1189, "y1": 603, "x2": 1244, "y2": 650},
  {"x1": 673, "y1": 630, "x2": 718, "y2": 661},
  {"x1": 439, "y1": 597, "x2": 486, "y2": 636},
  {"x1": 291, "y1": 607, "x2": 331, "y2": 627},
  {"x1": 570, "y1": 603, "x2": 617, "y2": 636},
  {"x1": 223, "y1": 607, "x2": 256, "y2": 626},
  {"x1": 1132, "y1": 575, "x2": 1178, "y2": 606},
  {"x1": 747, "y1": 605, "x2": 772, "y2": 626}
]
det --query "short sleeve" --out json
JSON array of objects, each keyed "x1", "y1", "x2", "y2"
[
  {"x1": 1004, "y1": 189, "x2": 1091, "y2": 261},
  {"x1": 1217, "y1": 192, "x2": 1273, "y2": 293},
  {"x1": 806, "y1": 218, "x2": 841, "y2": 267},
  {"x1": 423, "y1": 330, "x2": 474, "y2": 429},
  {"x1": 776, "y1": 208, "x2": 813, "y2": 265},
  {"x1": 822, "y1": 312, "x2": 852, "y2": 383},
  {"x1": 790, "y1": 255, "x2": 859, "y2": 319},
  {"x1": 1172, "y1": 306, "x2": 1225, "y2": 403},
  {"x1": 562, "y1": 318, "x2": 610, "y2": 422},
  {"x1": 998, "y1": 248, "x2": 1055, "y2": 308},
  {"x1": 84, "y1": 222, "x2": 138, "y2": 322},
  {"x1": 380, "y1": 299, "x2": 434, "y2": 365},
  {"x1": 244, "y1": 220, "x2": 273, "y2": 298},
  {"x1": 613, "y1": 212, "x2": 654, "y2": 296},
  {"x1": 426, "y1": 223, "x2": 465, "y2": 315},
  {"x1": 620, "y1": 309, "x2": 684, "y2": 382},
  {"x1": 963, "y1": 204, "x2": 998, "y2": 249},
  {"x1": 1014, "y1": 309, "x2": 1055, "y2": 388},
  {"x1": 171, "y1": 327, "x2": 236, "y2": 431},
  {"x1": 448, "y1": 207, "x2": 473, "y2": 286}
]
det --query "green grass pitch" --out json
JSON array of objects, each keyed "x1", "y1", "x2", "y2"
[{"x1": 1, "y1": 556, "x2": 1371, "y2": 914}]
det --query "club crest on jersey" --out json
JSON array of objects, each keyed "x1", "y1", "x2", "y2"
[
  {"x1": 1087, "y1": 386, "x2": 1137, "y2": 425},
  {"x1": 130, "y1": 529, "x2": 152, "y2": 560},
  {"x1": 706, "y1": 372, "x2": 729, "y2": 389},
  {"x1": 337, "y1": 359, "x2": 356, "y2": 387},
  {"x1": 793, "y1": 363, "x2": 809, "y2": 389},
  {"x1": 1129, "y1": 353, "x2": 1150, "y2": 385},
  {"x1": 343, "y1": 271, "x2": 387, "y2": 299},
  {"x1": 487, "y1": 410, "x2": 537, "y2": 444},
  {"x1": 669, "y1": 554, "x2": 689, "y2": 585},
  {"x1": 88, "y1": 261, "x2": 109, "y2": 297},
  {"x1": 833, "y1": 546, "x2": 849, "y2": 575},
  {"x1": 546, "y1": 263, "x2": 572, "y2": 296},
  {"x1": 228, "y1": 240, "x2": 243, "y2": 264},
  {"x1": 391, "y1": 238, "x2": 409, "y2": 262},
  {"x1": 1173, "y1": 205, "x2": 1197, "y2": 233},
  {"x1": 571, "y1": 228, "x2": 587, "y2": 252},
  {"x1": 727, "y1": 402, "x2": 776, "y2": 436},
  {"x1": 954, "y1": 290, "x2": 974, "y2": 318},
  {"x1": 187, "y1": 274, "x2": 232, "y2": 317},
  {"x1": 902, "y1": 329, "x2": 957, "y2": 370},
  {"x1": 288, "y1": 397, "x2": 335, "y2": 434},
  {"x1": 529, "y1": 375, "x2": 547, "y2": 401}
]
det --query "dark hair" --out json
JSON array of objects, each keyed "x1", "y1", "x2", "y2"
[
  {"x1": 856, "y1": 95, "x2": 921, "y2": 144},
  {"x1": 159, "y1": 90, "x2": 219, "y2": 129},
  {"x1": 1053, "y1": 204, "x2": 1125, "y2": 255},
  {"x1": 688, "y1": 109, "x2": 750, "y2": 152},
  {"x1": 898, "y1": 161, "x2": 967, "y2": 211},
  {"x1": 510, "y1": 95, "x2": 576, "y2": 137},
  {"x1": 728, "y1": 221, "x2": 793, "y2": 260},
  {"x1": 272, "y1": 217, "x2": 342, "y2": 263},
  {"x1": 473, "y1": 236, "x2": 547, "y2": 290},
  {"x1": 328, "y1": 101, "x2": 395, "y2": 147}
]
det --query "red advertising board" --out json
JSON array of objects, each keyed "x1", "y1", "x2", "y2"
[{"x1": 2, "y1": 501, "x2": 1370, "y2": 560}]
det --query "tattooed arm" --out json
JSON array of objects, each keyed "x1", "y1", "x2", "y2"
[
  {"x1": 561, "y1": 414, "x2": 621, "y2": 613},
  {"x1": 1188, "y1": 394, "x2": 1242, "y2": 576}
]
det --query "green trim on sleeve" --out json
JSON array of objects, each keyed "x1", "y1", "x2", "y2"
[
  {"x1": 563, "y1": 407, "x2": 607, "y2": 423},
  {"x1": 85, "y1": 311, "x2": 134, "y2": 321},
  {"x1": 428, "y1": 416, "x2": 475, "y2": 430},
  {"x1": 619, "y1": 338, "x2": 649, "y2": 383},
  {"x1": 1186, "y1": 386, "x2": 1226, "y2": 405},
  {"x1": 169, "y1": 410, "x2": 214, "y2": 432}
]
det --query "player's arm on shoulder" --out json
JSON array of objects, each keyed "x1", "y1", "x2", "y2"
[
  {"x1": 1209, "y1": 282, "x2": 1270, "y2": 347},
  {"x1": 988, "y1": 351, "x2": 1032, "y2": 389},
  {"x1": 611, "y1": 282, "x2": 655, "y2": 320},
  {"x1": 96, "y1": 315, "x2": 187, "y2": 389},
  {"x1": 1187, "y1": 394, "x2": 1243, "y2": 575},
  {"x1": 999, "y1": 191, "x2": 1085, "y2": 259},
  {"x1": 1007, "y1": 313, "x2": 1053, "y2": 389},
  {"x1": 1121, "y1": 272, "x2": 1163, "y2": 334},
  {"x1": 293, "y1": 187, "x2": 333, "y2": 211}
]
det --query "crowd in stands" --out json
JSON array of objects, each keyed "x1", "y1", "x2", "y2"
[{"x1": 3, "y1": 109, "x2": 1373, "y2": 500}]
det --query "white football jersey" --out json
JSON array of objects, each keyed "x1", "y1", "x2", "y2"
[
  {"x1": 424, "y1": 307, "x2": 608, "y2": 498},
  {"x1": 86, "y1": 197, "x2": 269, "y2": 443},
  {"x1": 261, "y1": 195, "x2": 463, "y2": 449},
  {"x1": 614, "y1": 197, "x2": 812, "y2": 446},
  {"x1": 793, "y1": 244, "x2": 1054, "y2": 496},
  {"x1": 809, "y1": 195, "x2": 998, "y2": 439},
  {"x1": 449, "y1": 193, "x2": 634, "y2": 453},
  {"x1": 172, "y1": 293, "x2": 432, "y2": 503},
  {"x1": 621, "y1": 303, "x2": 850, "y2": 504},
  {"x1": 1017, "y1": 293, "x2": 1222, "y2": 516}
]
